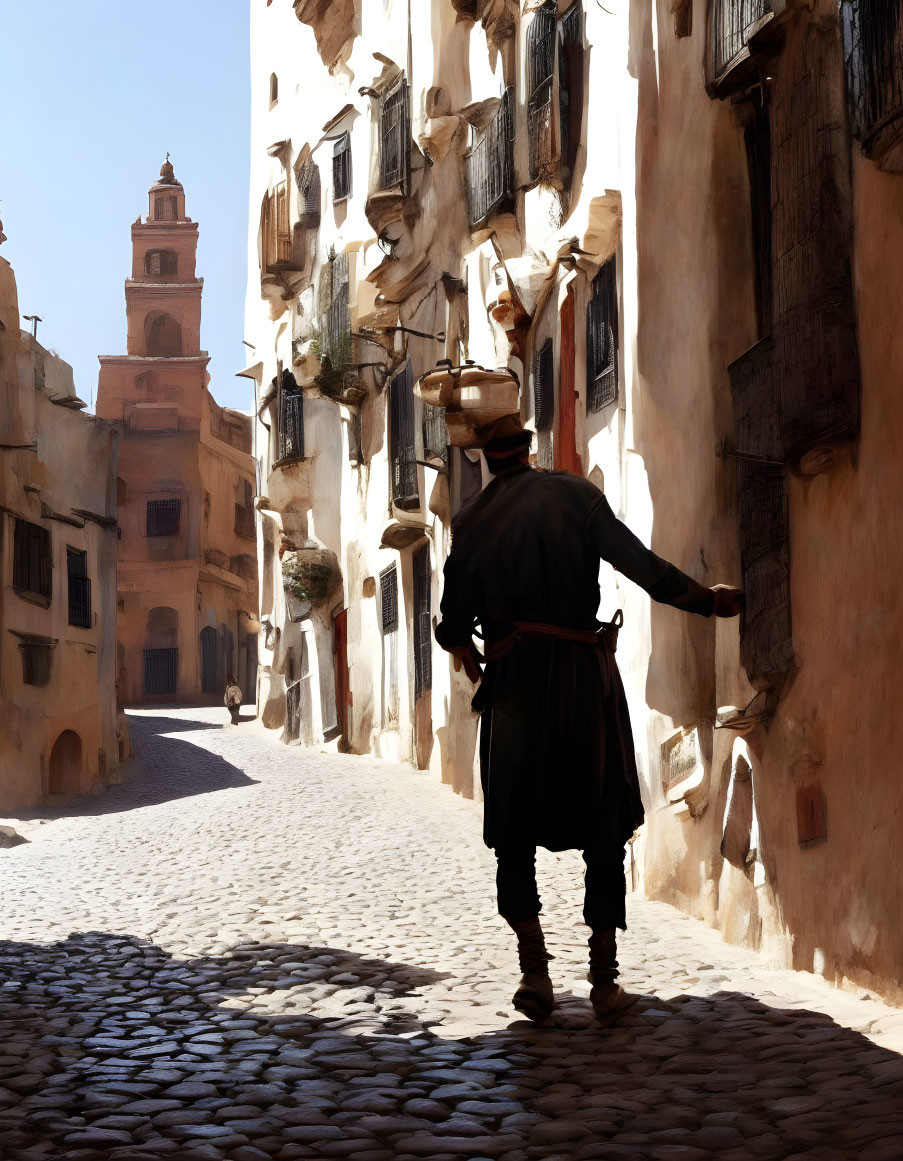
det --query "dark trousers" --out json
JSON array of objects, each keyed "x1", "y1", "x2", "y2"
[
  {"x1": 495, "y1": 843, "x2": 627, "y2": 931},
  {"x1": 228, "y1": 705, "x2": 241, "y2": 725}
]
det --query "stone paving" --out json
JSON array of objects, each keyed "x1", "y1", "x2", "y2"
[{"x1": 1, "y1": 708, "x2": 903, "y2": 1161}]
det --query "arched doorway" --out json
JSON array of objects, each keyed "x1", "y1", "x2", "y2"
[{"x1": 48, "y1": 730, "x2": 82, "y2": 796}]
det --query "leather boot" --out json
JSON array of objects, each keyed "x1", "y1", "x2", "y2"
[
  {"x1": 588, "y1": 928, "x2": 639, "y2": 1019},
  {"x1": 506, "y1": 916, "x2": 555, "y2": 1022}
]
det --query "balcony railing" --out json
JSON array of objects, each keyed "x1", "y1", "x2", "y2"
[
  {"x1": 379, "y1": 80, "x2": 410, "y2": 189},
  {"x1": 712, "y1": 0, "x2": 773, "y2": 79},
  {"x1": 528, "y1": 79, "x2": 554, "y2": 181},
  {"x1": 842, "y1": 0, "x2": 903, "y2": 168},
  {"x1": 68, "y1": 575, "x2": 92, "y2": 629},
  {"x1": 466, "y1": 88, "x2": 515, "y2": 227}
]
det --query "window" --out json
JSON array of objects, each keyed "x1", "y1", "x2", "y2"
[
  {"x1": 558, "y1": 4, "x2": 584, "y2": 176},
  {"x1": 422, "y1": 403, "x2": 448, "y2": 463},
  {"x1": 710, "y1": 0, "x2": 773, "y2": 85},
  {"x1": 295, "y1": 158, "x2": 322, "y2": 227},
  {"x1": 19, "y1": 639, "x2": 53, "y2": 686},
  {"x1": 269, "y1": 72, "x2": 279, "y2": 106},
  {"x1": 585, "y1": 259, "x2": 618, "y2": 412},
  {"x1": 841, "y1": 0, "x2": 903, "y2": 170},
  {"x1": 380, "y1": 564, "x2": 399, "y2": 634},
  {"x1": 412, "y1": 544, "x2": 432, "y2": 698},
  {"x1": 67, "y1": 549, "x2": 92, "y2": 629},
  {"x1": 389, "y1": 363, "x2": 419, "y2": 510},
  {"x1": 742, "y1": 89, "x2": 772, "y2": 337},
  {"x1": 333, "y1": 133, "x2": 351, "y2": 201},
  {"x1": 234, "y1": 478, "x2": 256, "y2": 539},
  {"x1": 145, "y1": 312, "x2": 182, "y2": 357},
  {"x1": 277, "y1": 370, "x2": 304, "y2": 463},
  {"x1": 13, "y1": 519, "x2": 51, "y2": 600},
  {"x1": 318, "y1": 251, "x2": 350, "y2": 371},
  {"x1": 144, "y1": 648, "x2": 178, "y2": 695},
  {"x1": 527, "y1": 3, "x2": 556, "y2": 180},
  {"x1": 533, "y1": 338, "x2": 554, "y2": 432},
  {"x1": 146, "y1": 498, "x2": 182, "y2": 537},
  {"x1": 379, "y1": 79, "x2": 411, "y2": 189},
  {"x1": 154, "y1": 195, "x2": 177, "y2": 222},
  {"x1": 145, "y1": 250, "x2": 178, "y2": 276},
  {"x1": 466, "y1": 88, "x2": 514, "y2": 226}
]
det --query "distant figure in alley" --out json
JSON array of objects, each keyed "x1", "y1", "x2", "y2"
[
  {"x1": 224, "y1": 674, "x2": 243, "y2": 726},
  {"x1": 435, "y1": 417, "x2": 744, "y2": 1023}
]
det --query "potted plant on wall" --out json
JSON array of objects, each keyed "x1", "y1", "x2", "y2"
[{"x1": 281, "y1": 555, "x2": 313, "y2": 622}]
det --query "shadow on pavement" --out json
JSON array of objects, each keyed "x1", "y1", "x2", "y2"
[
  {"x1": 0, "y1": 930, "x2": 901, "y2": 1160},
  {"x1": 9, "y1": 714, "x2": 259, "y2": 822}
]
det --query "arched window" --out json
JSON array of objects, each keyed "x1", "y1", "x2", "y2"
[
  {"x1": 49, "y1": 730, "x2": 82, "y2": 796},
  {"x1": 145, "y1": 312, "x2": 182, "y2": 357},
  {"x1": 154, "y1": 195, "x2": 177, "y2": 222},
  {"x1": 269, "y1": 72, "x2": 279, "y2": 107},
  {"x1": 145, "y1": 249, "x2": 178, "y2": 276}
]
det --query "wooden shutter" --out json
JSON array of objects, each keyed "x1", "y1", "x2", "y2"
[{"x1": 380, "y1": 564, "x2": 399, "y2": 634}]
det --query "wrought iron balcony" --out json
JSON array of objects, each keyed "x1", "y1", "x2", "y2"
[
  {"x1": 277, "y1": 391, "x2": 304, "y2": 463},
  {"x1": 379, "y1": 80, "x2": 410, "y2": 190}
]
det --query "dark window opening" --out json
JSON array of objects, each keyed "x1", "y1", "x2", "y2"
[
  {"x1": 277, "y1": 369, "x2": 305, "y2": 463},
  {"x1": 145, "y1": 312, "x2": 182, "y2": 357},
  {"x1": 841, "y1": 0, "x2": 903, "y2": 165},
  {"x1": 674, "y1": 0, "x2": 692, "y2": 37},
  {"x1": 558, "y1": 4, "x2": 584, "y2": 176},
  {"x1": 145, "y1": 249, "x2": 178, "y2": 276},
  {"x1": 586, "y1": 258, "x2": 619, "y2": 412},
  {"x1": 269, "y1": 72, "x2": 279, "y2": 106},
  {"x1": 527, "y1": 3, "x2": 556, "y2": 180},
  {"x1": 146, "y1": 498, "x2": 182, "y2": 538},
  {"x1": 13, "y1": 519, "x2": 52, "y2": 600},
  {"x1": 533, "y1": 338, "x2": 555, "y2": 432},
  {"x1": 67, "y1": 548, "x2": 92, "y2": 628},
  {"x1": 389, "y1": 363, "x2": 420, "y2": 511},
  {"x1": 20, "y1": 640, "x2": 53, "y2": 686},
  {"x1": 466, "y1": 88, "x2": 515, "y2": 226},
  {"x1": 154, "y1": 195, "x2": 177, "y2": 222},
  {"x1": 380, "y1": 564, "x2": 399, "y2": 634},
  {"x1": 379, "y1": 79, "x2": 411, "y2": 189},
  {"x1": 711, "y1": 0, "x2": 773, "y2": 80},
  {"x1": 742, "y1": 89, "x2": 773, "y2": 338},
  {"x1": 333, "y1": 133, "x2": 351, "y2": 201},
  {"x1": 234, "y1": 478, "x2": 257, "y2": 539},
  {"x1": 413, "y1": 544, "x2": 432, "y2": 699}
]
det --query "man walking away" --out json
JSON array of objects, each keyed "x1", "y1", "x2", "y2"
[
  {"x1": 435, "y1": 417, "x2": 743, "y2": 1023},
  {"x1": 224, "y1": 673, "x2": 243, "y2": 726}
]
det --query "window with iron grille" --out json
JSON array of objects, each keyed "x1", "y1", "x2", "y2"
[
  {"x1": 295, "y1": 158, "x2": 321, "y2": 227},
  {"x1": 144, "y1": 648, "x2": 178, "y2": 696},
  {"x1": 527, "y1": 3, "x2": 556, "y2": 180},
  {"x1": 13, "y1": 519, "x2": 52, "y2": 600},
  {"x1": 277, "y1": 370, "x2": 304, "y2": 462},
  {"x1": 466, "y1": 88, "x2": 515, "y2": 226},
  {"x1": 154, "y1": 196, "x2": 177, "y2": 222},
  {"x1": 533, "y1": 338, "x2": 555, "y2": 432},
  {"x1": 389, "y1": 363, "x2": 420, "y2": 510},
  {"x1": 585, "y1": 259, "x2": 618, "y2": 412},
  {"x1": 19, "y1": 640, "x2": 53, "y2": 686},
  {"x1": 412, "y1": 544, "x2": 432, "y2": 698},
  {"x1": 422, "y1": 403, "x2": 448, "y2": 463},
  {"x1": 146, "y1": 498, "x2": 182, "y2": 538},
  {"x1": 379, "y1": 79, "x2": 411, "y2": 190},
  {"x1": 558, "y1": 4, "x2": 584, "y2": 176},
  {"x1": 333, "y1": 133, "x2": 351, "y2": 201},
  {"x1": 711, "y1": 0, "x2": 773, "y2": 81},
  {"x1": 67, "y1": 549, "x2": 92, "y2": 628},
  {"x1": 841, "y1": 0, "x2": 903, "y2": 165},
  {"x1": 380, "y1": 564, "x2": 399, "y2": 634},
  {"x1": 145, "y1": 249, "x2": 178, "y2": 276},
  {"x1": 319, "y1": 251, "x2": 351, "y2": 369}
]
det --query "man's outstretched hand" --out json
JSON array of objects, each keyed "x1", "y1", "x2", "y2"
[
  {"x1": 711, "y1": 584, "x2": 745, "y2": 617},
  {"x1": 450, "y1": 642, "x2": 484, "y2": 683}
]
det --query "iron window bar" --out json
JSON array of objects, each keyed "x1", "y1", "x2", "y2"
[
  {"x1": 333, "y1": 133, "x2": 352, "y2": 201},
  {"x1": 466, "y1": 88, "x2": 515, "y2": 227},
  {"x1": 533, "y1": 338, "x2": 555, "y2": 432},
  {"x1": 277, "y1": 370, "x2": 305, "y2": 463},
  {"x1": 67, "y1": 575, "x2": 92, "y2": 628},
  {"x1": 143, "y1": 647, "x2": 178, "y2": 696},
  {"x1": 390, "y1": 364, "x2": 420, "y2": 511},
  {"x1": 146, "y1": 498, "x2": 181, "y2": 538},
  {"x1": 527, "y1": 3, "x2": 556, "y2": 180},
  {"x1": 586, "y1": 258, "x2": 618, "y2": 413},
  {"x1": 712, "y1": 0, "x2": 774, "y2": 79},
  {"x1": 380, "y1": 564, "x2": 399, "y2": 634},
  {"x1": 841, "y1": 0, "x2": 903, "y2": 160},
  {"x1": 379, "y1": 79, "x2": 411, "y2": 190}
]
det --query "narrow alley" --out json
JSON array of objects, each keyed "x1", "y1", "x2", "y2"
[{"x1": 1, "y1": 711, "x2": 902, "y2": 1161}]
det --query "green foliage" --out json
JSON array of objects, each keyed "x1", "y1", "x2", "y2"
[{"x1": 281, "y1": 554, "x2": 312, "y2": 602}]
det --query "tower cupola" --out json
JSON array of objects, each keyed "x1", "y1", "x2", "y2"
[{"x1": 148, "y1": 154, "x2": 186, "y2": 222}]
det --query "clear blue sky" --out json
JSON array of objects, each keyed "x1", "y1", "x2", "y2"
[{"x1": 0, "y1": 1, "x2": 252, "y2": 412}]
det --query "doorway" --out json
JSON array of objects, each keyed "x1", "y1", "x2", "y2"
[{"x1": 48, "y1": 730, "x2": 82, "y2": 796}]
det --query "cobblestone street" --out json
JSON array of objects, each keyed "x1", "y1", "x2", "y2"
[{"x1": 1, "y1": 708, "x2": 902, "y2": 1161}]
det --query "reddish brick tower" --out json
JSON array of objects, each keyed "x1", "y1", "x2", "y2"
[{"x1": 97, "y1": 158, "x2": 258, "y2": 706}]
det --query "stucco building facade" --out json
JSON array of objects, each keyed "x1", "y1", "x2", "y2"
[
  {"x1": 98, "y1": 161, "x2": 259, "y2": 707},
  {"x1": 0, "y1": 243, "x2": 119, "y2": 811},
  {"x1": 246, "y1": 1, "x2": 903, "y2": 999}
]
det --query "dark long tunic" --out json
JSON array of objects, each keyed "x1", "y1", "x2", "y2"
[{"x1": 436, "y1": 467, "x2": 714, "y2": 853}]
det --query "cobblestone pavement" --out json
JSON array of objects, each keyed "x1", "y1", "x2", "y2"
[{"x1": 1, "y1": 708, "x2": 903, "y2": 1161}]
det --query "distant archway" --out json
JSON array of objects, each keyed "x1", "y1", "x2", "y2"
[
  {"x1": 48, "y1": 730, "x2": 82, "y2": 796},
  {"x1": 145, "y1": 312, "x2": 182, "y2": 357}
]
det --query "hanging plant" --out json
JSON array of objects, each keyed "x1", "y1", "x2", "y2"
[{"x1": 281, "y1": 554, "x2": 312, "y2": 602}]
